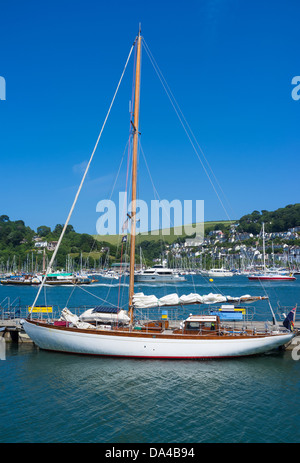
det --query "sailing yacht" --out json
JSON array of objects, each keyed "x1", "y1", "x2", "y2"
[
  {"x1": 248, "y1": 224, "x2": 296, "y2": 281},
  {"x1": 248, "y1": 272, "x2": 296, "y2": 281},
  {"x1": 22, "y1": 29, "x2": 295, "y2": 358},
  {"x1": 0, "y1": 274, "x2": 41, "y2": 286}
]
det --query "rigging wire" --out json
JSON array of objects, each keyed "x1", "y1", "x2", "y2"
[
  {"x1": 138, "y1": 141, "x2": 190, "y2": 296},
  {"x1": 29, "y1": 40, "x2": 135, "y2": 315},
  {"x1": 142, "y1": 38, "x2": 262, "y2": 280},
  {"x1": 137, "y1": 39, "x2": 252, "y2": 296},
  {"x1": 142, "y1": 39, "x2": 234, "y2": 224},
  {"x1": 144, "y1": 40, "x2": 278, "y2": 276},
  {"x1": 76, "y1": 283, "x2": 119, "y2": 308},
  {"x1": 139, "y1": 141, "x2": 227, "y2": 296},
  {"x1": 82, "y1": 138, "x2": 129, "y2": 271}
]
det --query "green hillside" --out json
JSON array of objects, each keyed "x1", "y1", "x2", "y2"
[
  {"x1": 1, "y1": 203, "x2": 299, "y2": 271},
  {"x1": 93, "y1": 220, "x2": 233, "y2": 246}
]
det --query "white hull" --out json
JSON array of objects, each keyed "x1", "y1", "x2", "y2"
[
  {"x1": 22, "y1": 320, "x2": 294, "y2": 359},
  {"x1": 248, "y1": 274, "x2": 296, "y2": 281},
  {"x1": 202, "y1": 269, "x2": 234, "y2": 277},
  {"x1": 134, "y1": 274, "x2": 185, "y2": 282}
]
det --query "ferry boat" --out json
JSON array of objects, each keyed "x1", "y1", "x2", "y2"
[{"x1": 37, "y1": 272, "x2": 91, "y2": 285}]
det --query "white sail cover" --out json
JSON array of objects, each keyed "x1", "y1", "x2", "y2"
[
  {"x1": 60, "y1": 308, "x2": 94, "y2": 329},
  {"x1": 132, "y1": 292, "x2": 267, "y2": 309},
  {"x1": 80, "y1": 308, "x2": 130, "y2": 324}
]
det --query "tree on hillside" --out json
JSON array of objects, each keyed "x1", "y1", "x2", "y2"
[
  {"x1": 7, "y1": 230, "x2": 24, "y2": 246},
  {"x1": 37, "y1": 225, "x2": 51, "y2": 237},
  {"x1": 54, "y1": 224, "x2": 63, "y2": 235},
  {"x1": 238, "y1": 204, "x2": 300, "y2": 233}
]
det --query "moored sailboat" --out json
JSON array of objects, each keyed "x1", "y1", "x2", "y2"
[
  {"x1": 248, "y1": 273, "x2": 296, "y2": 281},
  {"x1": 248, "y1": 223, "x2": 296, "y2": 281},
  {"x1": 1, "y1": 274, "x2": 40, "y2": 286},
  {"x1": 22, "y1": 29, "x2": 296, "y2": 358}
]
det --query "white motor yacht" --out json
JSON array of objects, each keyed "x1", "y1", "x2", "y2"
[{"x1": 134, "y1": 265, "x2": 185, "y2": 283}]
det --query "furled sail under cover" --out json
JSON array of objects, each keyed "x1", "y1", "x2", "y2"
[
  {"x1": 132, "y1": 292, "x2": 268, "y2": 309},
  {"x1": 60, "y1": 308, "x2": 94, "y2": 329}
]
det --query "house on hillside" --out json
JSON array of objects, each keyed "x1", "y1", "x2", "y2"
[
  {"x1": 47, "y1": 241, "x2": 58, "y2": 251},
  {"x1": 34, "y1": 241, "x2": 47, "y2": 248}
]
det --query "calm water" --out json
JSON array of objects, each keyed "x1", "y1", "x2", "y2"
[{"x1": 1, "y1": 275, "x2": 300, "y2": 443}]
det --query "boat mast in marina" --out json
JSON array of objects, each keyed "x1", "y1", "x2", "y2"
[
  {"x1": 22, "y1": 27, "x2": 296, "y2": 359},
  {"x1": 248, "y1": 222, "x2": 296, "y2": 281},
  {"x1": 128, "y1": 28, "x2": 142, "y2": 324}
]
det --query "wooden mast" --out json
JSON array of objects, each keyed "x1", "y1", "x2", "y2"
[{"x1": 128, "y1": 28, "x2": 142, "y2": 323}]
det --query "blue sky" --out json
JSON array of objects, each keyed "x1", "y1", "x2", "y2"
[{"x1": 0, "y1": 0, "x2": 299, "y2": 234}]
